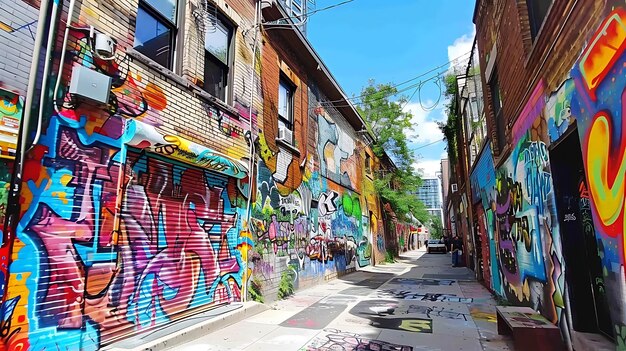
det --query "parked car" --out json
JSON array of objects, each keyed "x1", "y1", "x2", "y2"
[{"x1": 427, "y1": 239, "x2": 446, "y2": 254}]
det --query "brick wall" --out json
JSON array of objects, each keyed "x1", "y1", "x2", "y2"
[
  {"x1": 475, "y1": 0, "x2": 605, "y2": 164},
  {"x1": 1, "y1": 0, "x2": 259, "y2": 349}
]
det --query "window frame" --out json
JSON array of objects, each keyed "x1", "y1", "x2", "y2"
[
  {"x1": 365, "y1": 153, "x2": 372, "y2": 174},
  {"x1": 489, "y1": 68, "x2": 506, "y2": 152},
  {"x1": 134, "y1": 0, "x2": 180, "y2": 71},
  {"x1": 526, "y1": 0, "x2": 553, "y2": 41},
  {"x1": 278, "y1": 75, "x2": 295, "y2": 143},
  {"x1": 489, "y1": 69, "x2": 502, "y2": 117},
  {"x1": 203, "y1": 11, "x2": 235, "y2": 102}
]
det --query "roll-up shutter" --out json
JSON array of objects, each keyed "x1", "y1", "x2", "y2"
[{"x1": 100, "y1": 149, "x2": 242, "y2": 344}]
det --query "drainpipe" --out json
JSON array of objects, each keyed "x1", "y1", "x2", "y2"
[
  {"x1": 5, "y1": 0, "x2": 59, "y2": 241},
  {"x1": 243, "y1": 0, "x2": 261, "y2": 303},
  {"x1": 1, "y1": 0, "x2": 56, "y2": 333}
]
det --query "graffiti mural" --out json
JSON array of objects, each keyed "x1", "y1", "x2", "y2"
[
  {"x1": 251, "y1": 155, "x2": 368, "y2": 296},
  {"x1": 316, "y1": 111, "x2": 358, "y2": 189},
  {"x1": 0, "y1": 90, "x2": 22, "y2": 243},
  {"x1": 546, "y1": 79, "x2": 575, "y2": 144},
  {"x1": 571, "y1": 6, "x2": 626, "y2": 341},
  {"x1": 377, "y1": 290, "x2": 474, "y2": 303},
  {"x1": 304, "y1": 328, "x2": 413, "y2": 351},
  {"x1": 1, "y1": 108, "x2": 248, "y2": 349},
  {"x1": 0, "y1": 24, "x2": 254, "y2": 348},
  {"x1": 248, "y1": 85, "x2": 397, "y2": 299},
  {"x1": 495, "y1": 125, "x2": 564, "y2": 326},
  {"x1": 466, "y1": 82, "x2": 565, "y2": 336}
]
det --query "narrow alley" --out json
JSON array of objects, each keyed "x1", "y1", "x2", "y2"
[
  {"x1": 2, "y1": 0, "x2": 626, "y2": 350},
  {"x1": 165, "y1": 249, "x2": 513, "y2": 351}
]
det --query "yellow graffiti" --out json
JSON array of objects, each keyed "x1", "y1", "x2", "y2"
[
  {"x1": 60, "y1": 174, "x2": 73, "y2": 186},
  {"x1": 51, "y1": 191, "x2": 69, "y2": 205},
  {"x1": 470, "y1": 309, "x2": 497, "y2": 323},
  {"x1": 586, "y1": 113, "x2": 626, "y2": 229},
  {"x1": 258, "y1": 133, "x2": 276, "y2": 170},
  {"x1": 579, "y1": 9, "x2": 626, "y2": 98},
  {"x1": 399, "y1": 319, "x2": 432, "y2": 333}
]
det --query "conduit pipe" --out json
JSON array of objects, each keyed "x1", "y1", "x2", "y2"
[{"x1": 242, "y1": 0, "x2": 261, "y2": 303}]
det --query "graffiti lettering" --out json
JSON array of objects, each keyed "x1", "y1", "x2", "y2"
[
  {"x1": 318, "y1": 191, "x2": 339, "y2": 216},
  {"x1": 304, "y1": 329, "x2": 413, "y2": 351}
]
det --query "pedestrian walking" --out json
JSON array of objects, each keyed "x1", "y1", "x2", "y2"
[{"x1": 452, "y1": 235, "x2": 463, "y2": 267}]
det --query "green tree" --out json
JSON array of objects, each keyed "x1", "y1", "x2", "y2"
[
  {"x1": 438, "y1": 74, "x2": 460, "y2": 165},
  {"x1": 429, "y1": 216, "x2": 444, "y2": 239},
  {"x1": 357, "y1": 81, "x2": 427, "y2": 221}
]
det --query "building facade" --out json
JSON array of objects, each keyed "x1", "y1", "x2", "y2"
[
  {"x1": 0, "y1": 0, "x2": 411, "y2": 349},
  {"x1": 416, "y1": 176, "x2": 443, "y2": 223},
  {"x1": 456, "y1": 0, "x2": 626, "y2": 349}
]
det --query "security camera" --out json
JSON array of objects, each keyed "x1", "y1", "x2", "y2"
[{"x1": 94, "y1": 32, "x2": 115, "y2": 58}]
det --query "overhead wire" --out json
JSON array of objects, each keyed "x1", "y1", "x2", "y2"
[
  {"x1": 330, "y1": 51, "x2": 470, "y2": 104},
  {"x1": 260, "y1": 0, "x2": 471, "y2": 112},
  {"x1": 259, "y1": 0, "x2": 469, "y2": 147},
  {"x1": 320, "y1": 70, "x2": 447, "y2": 110},
  {"x1": 418, "y1": 74, "x2": 443, "y2": 111},
  {"x1": 264, "y1": 0, "x2": 356, "y2": 25},
  {"x1": 413, "y1": 138, "x2": 445, "y2": 150}
]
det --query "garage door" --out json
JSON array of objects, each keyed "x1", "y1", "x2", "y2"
[{"x1": 99, "y1": 149, "x2": 243, "y2": 343}]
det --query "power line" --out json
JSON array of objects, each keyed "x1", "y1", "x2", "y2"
[
  {"x1": 413, "y1": 138, "x2": 445, "y2": 150},
  {"x1": 318, "y1": 51, "x2": 471, "y2": 107},
  {"x1": 264, "y1": 0, "x2": 356, "y2": 25},
  {"x1": 321, "y1": 71, "x2": 446, "y2": 110}
]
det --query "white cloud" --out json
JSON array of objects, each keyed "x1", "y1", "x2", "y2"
[
  {"x1": 403, "y1": 102, "x2": 445, "y2": 143},
  {"x1": 447, "y1": 27, "x2": 475, "y2": 74},
  {"x1": 413, "y1": 159, "x2": 443, "y2": 178}
]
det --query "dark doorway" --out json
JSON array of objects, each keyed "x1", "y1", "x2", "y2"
[{"x1": 550, "y1": 129, "x2": 613, "y2": 339}]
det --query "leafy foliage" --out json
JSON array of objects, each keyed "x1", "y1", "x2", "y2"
[
  {"x1": 358, "y1": 81, "x2": 427, "y2": 220},
  {"x1": 429, "y1": 215, "x2": 444, "y2": 239},
  {"x1": 248, "y1": 278, "x2": 264, "y2": 303},
  {"x1": 384, "y1": 249, "x2": 396, "y2": 263},
  {"x1": 438, "y1": 74, "x2": 460, "y2": 165},
  {"x1": 277, "y1": 266, "x2": 296, "y2": 299}
]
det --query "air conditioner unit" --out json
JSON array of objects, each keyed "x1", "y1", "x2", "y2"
[
  {"x1": 451, "y1": 184, "x2": 458, "y2": 192},
  {"x1": 277, "y1": 126, "x2": 293, "y2": 144}
]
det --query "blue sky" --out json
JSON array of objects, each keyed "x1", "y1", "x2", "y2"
[{"x1": 307, "y1": 0, "x2": 476, "y2": 177}]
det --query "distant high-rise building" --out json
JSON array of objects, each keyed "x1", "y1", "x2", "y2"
[
  {"x1": 440, "y1": 159, "x2": 450, "y2": 206},
  {"x1": 416, "y1": 177, "x2": 443, "y2": 223}
]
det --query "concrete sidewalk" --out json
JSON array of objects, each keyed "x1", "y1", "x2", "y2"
[{"x1": 168, "y1": 248, "x2": 514, "y2": 351}]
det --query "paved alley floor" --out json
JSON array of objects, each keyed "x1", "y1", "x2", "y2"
[{"x1": 172, "y1": 249, "x2": 515, "y2": 351}]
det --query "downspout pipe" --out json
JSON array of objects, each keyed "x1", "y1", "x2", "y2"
[
  {"x1": 6, "y1": 0, "x2": 59, "y2": 239},
  {"x1": 243, "y1": 0, "x2": 260, "y2": 303},
  {"x1": 1, "y1": 0, "x2": 57, "y2": 327}
]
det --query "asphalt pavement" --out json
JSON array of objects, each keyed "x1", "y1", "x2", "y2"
[{"x1": 171, "y1": 248, "x2": 515, "y2": 351}]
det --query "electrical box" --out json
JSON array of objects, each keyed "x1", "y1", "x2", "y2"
[{"x1": 68, "y1": 65, "x2": 112, "y2": 104}]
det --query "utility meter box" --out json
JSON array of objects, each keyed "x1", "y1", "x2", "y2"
[{"x1": 68, "y1": 65, "x2": 112, "y2": 104}]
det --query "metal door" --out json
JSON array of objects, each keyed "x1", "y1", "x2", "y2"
[{"x1": 99, "y1": 149, "x2": 243, "y2": 343}]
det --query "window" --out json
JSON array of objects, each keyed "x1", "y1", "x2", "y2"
[
  {"x1": 134, "y1": 0, "x2": 178, "y2": 69},
  {"x1": 204, "y1": 14, "x2": 233, "y2": 101},
  {"x1": 489, "y1": 69, "x2": 502, "y2": 117},
  {"x1": 527, "y1": 0, "x2": 552, "y2": 40},
  {"x1": 365, "y1": 153, "x2": 372, "y2": 174},
  {"x1": 278, "y1": 77, "x2": 294, "y2": 143},
  {"x1": 489, "y1": 68, "x2": 506, "y2": 150}
]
